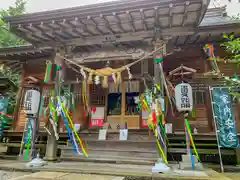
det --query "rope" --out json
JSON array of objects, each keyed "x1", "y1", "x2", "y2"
[{"x1": 59, "y1": 45, "x2": 165, "y2": 75}]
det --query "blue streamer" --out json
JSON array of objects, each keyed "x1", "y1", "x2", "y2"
[
  {"x1": 39, "y1": 96, "x2": 44, "y2": 118},
  {"x1": 61, "y1": 110, "x2": 77, "y2": 153}
]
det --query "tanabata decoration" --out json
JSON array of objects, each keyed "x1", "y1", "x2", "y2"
[
  {"x1": 44, "y1": 61, "x2": 53, "y2": 83},
  {"x1": 43, "y1": 93, "x2": 88, "y2": 158},
  {"x1": 138, "y1": 87, "x2": 168, "y2": 164},
  {"x1": 175, "y1": 82, "x2": 200, "y2": 168},
  {"x1": 203, "y1": 43, "x2": 220, "y2": 73},
  {"x1": 57, "y1": 97, "x2": 88, "y2": 157}
]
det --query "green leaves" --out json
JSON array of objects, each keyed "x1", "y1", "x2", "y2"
[
  {"x1": 221, "y1": 34, "x2": 240, "y2": 65},
  {"x1": 0, "y1": 0, "x2": 27, "y2": 48}
]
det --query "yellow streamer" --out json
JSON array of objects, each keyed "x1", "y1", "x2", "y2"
[
  {"x1": 186, "y1": 128, "x2": 200, "y2": 160},
  {"x1": 153, "y1": 126, "x2": 168, "y2": 164},
  {"x1": 61, "y1": 101, "x2": 88, "y2": 158}
]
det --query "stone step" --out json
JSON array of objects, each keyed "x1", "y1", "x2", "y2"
[
  {"x1": 63, "y1": 130, "x2": 155, "y2": 141},
  {"x1": 82, "y1": 140, "x2": 157, "y2": 150},
  {"x1": 60, "y1": 139, "x2": 158, "y2": 165},
  {"x1": 61, "y1": 155, "x2": 155, "y2": 165},
  {"x1": 61, "y1": 148, "x2": 158, "y2": 159}
]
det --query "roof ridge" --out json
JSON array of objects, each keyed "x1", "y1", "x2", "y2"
[{"x1": 205, "y1": 6, "x2": 227, "y2": 17}]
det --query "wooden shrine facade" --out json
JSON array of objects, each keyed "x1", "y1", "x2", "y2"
[{"x1": 1, "y1": 0, "x2": 240, "y2": 133}]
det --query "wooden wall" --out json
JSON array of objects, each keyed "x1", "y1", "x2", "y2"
[{"x1": 13, "y1": 46, "x2": 240, "y2": 133}]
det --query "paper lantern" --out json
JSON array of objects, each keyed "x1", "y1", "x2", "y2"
[
  {"x1": 175, "y1": 83, "x2": 193, "y2": 112},
  {"x1": 23, "y1": 89, "x2": 41, "y2": 114}
]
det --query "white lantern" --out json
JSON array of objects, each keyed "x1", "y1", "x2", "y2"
[
  {"x1": 23, "y1": 89, "x2": 41, "y2": 114},
  {"x1": 175, "y1": 83, "x2": 193, "y2": 112}
]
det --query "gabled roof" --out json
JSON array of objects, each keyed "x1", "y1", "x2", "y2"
[
  {"x1": 200, "y1": 6, "x2": 240, "y2": 27},
  {"x1": 3, "y1": 0, "x2": 210, "y2": 46},
  {"x1": 0, "y1": 6, "x2": 239, "y2": 61}
]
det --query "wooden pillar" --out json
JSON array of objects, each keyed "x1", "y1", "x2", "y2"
[
  {"x1": 120, "y1": 80, "x2": 126, "y2": 126},
  {"x1": 153, "y1": 40, "x2": 164, "y2": 85},
  {"x1": 104, "y1": 87, "x2": 108, "y2": 123},
  {"x1": 44, "y1": 53, "x2": 64, "y2": 161}
]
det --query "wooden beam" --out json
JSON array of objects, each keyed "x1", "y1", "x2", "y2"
[
  {"x1": 69, "y1": 18, "x2": 88, "y2": 37},
  {"x1": 140, "y1": 9, "x2": 147, "y2": 31},
  {"x1": 192, "y1": 34, "x2": 200, "y2": 44},
  {"x1": 154, "y1": 7, "x2": 160, "y2": 29},
  {"x1": 56, "y1": 19, "x2": 77, "y2": 38},
  {"x1": 25, "y1": 23, "x2": 53, "y2": 41},
  {"x1": 43, "y1": 21, "x2": 70, "y2": 41},
  {"x1": 168, "y1": 4, "x2": 173, "y2": 28},
  {"x1": 38, "y1": 23, "x2": 60, "y2": 41},
  {"x1": 112, "y1": 12, "x2": 125, "y2": 33},
  {"x1": 100, "y1": 14, "x2": 115, "y2": 34},
  {"x1": 121, "y1": 78, "x2": 126, "y2": 125},
  {"x1": 196, "y1": 0, "x2": 208, "y2": 26},
  {"x1": 126, "y1": 11, "x2": 136, "y2": 32},
  {"x1": 183, "y1": 35, "x2": 190, "y2": 45},
  {"x1": 87, "y1": 16, "x2": 105, "y2": 35},
  {"x1": 17, "y1": 24, "x2": 46, "y2": 42},
  {"x1": 182, "y1": 1, "x2": 190, "y2": 27}
]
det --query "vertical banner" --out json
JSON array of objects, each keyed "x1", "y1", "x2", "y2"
[
  {"x1": 211, "y1": 87, "x2": 239, "y2": 148},
  {"x1": 0, "y1": 95, "x2": 8, "y2": 137}
]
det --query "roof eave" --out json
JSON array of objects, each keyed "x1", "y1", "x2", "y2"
[{"x1": 4, "y1": 0, "x2": 209, "y2": 25}]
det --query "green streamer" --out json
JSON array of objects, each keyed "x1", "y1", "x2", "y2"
[
  {"x1": 44, "y1": 62, "x2": 52, "y2": 83},
  {"x1": 25, "y1": 128, "x2": 32, "y2": 160}
]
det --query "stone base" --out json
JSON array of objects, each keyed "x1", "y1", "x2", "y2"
[
  {"x1": 26, "y1": 154, "x2": 48, "y2": 168},
  {"x1": 17, "y1": 150, "x2": 30, "y2": 161},
  {"x1": 152, "y1": 159, "x2": 171, "y2": 173},
  {"x1": 179, "y1": 155, "x2": 203, "y2": 170}
]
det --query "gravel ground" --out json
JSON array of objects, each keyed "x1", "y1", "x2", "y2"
[{"x1": 0, "y1": 170, "x2": 30, "y2": 180}]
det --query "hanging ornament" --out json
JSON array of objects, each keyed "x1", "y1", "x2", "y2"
[
  {"x1": 112, "y1": 73, "x2": 117, "y2": 83},
  {"x1": 126, "y1": 67, "x2": 132, "y2": 80},
  {"x1": 44, "y1": 61, "x2": 53, "y2": 83},
  {"x1": 155, "y1": 55, "x2": 163, "y2": 64},
  {"x1": 56, "y1": 64, "x2": 63, "y2": 71},
  {"x1": 95, "y1": 76, "x2": 100, "y2": 85},
  {"x1": 80, "y1": 68, "x2": 86, "y2": 79}
]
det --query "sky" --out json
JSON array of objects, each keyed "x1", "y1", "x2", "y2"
[{"x1": 1, "y1": 0, "x2": 240, "y2": 16}]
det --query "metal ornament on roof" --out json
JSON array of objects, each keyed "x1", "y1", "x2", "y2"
[{"x1": 175, "y1": 83, "x2": 193, "y2": 112}]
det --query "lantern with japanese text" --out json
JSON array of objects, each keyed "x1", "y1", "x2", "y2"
[
  {"x1": 175, "y1": 83, "x2": 193, "y2": 112},
  {"x1": 23, "y1": 89, "x2": 41, "y2": 115}
]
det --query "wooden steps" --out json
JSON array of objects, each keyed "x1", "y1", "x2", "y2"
[
  {"x1": 60, "y1": 139, "x2": 158, "y2": 165},
  {"x1": 2, "y1": 130, "x2": 238, "y2": 165}
]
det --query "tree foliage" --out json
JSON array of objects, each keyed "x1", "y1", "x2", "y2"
[
  {"x1": 0, "y1": 0, "x2": 26, "y2": 47},
  {"x1": 221, "y1": 34, "x2": 240, "y2": 65},
  {"x1": 0, "y1": 0, "x2": 27, "y2": 115}
]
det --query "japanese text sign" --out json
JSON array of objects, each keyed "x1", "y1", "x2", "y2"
[
  {"x1": 175, "y1": 83, "x2": 193, "y2": 112},
  {"x1": 211, "y1": 87, "x2": 239, "y2": 148}
]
